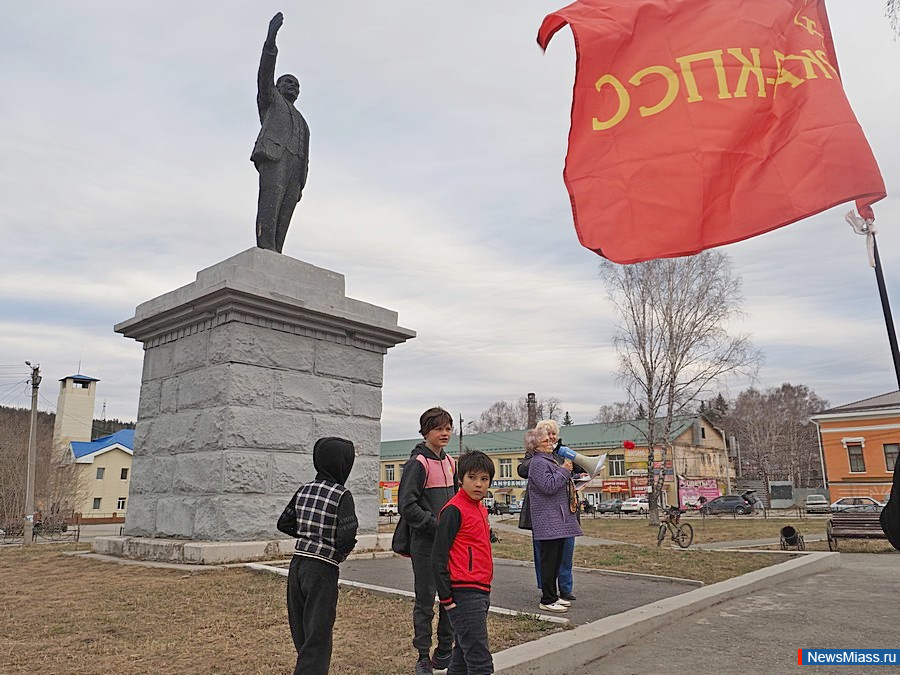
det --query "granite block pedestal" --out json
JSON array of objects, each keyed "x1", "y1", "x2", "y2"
[{"x1": 97, "y1": 248, "x2": 414, "y2": 561}]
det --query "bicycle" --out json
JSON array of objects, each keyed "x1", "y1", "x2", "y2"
[{"x1": 656, "y1": 506, "x2": 693, "y2": 548}]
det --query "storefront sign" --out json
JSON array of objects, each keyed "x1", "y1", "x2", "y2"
[
  {"x1": 379, "y1": 481, "x2": 399, "y2": 489},
  {"x1": 491, "y1": 479, "x2": 527, "y2": 488},
  {"x1": 630, "y1": 476, "x2": 650, "y2": 496},
  {"x1": 624, "y1": 448, "x2": 646, "y2": 462},
  {"x1": 602, "y1": 479, "x2": 630, "y2": 493},
  {"x1": 678, "y1": 477, "x2": 721, "y2": 509}
]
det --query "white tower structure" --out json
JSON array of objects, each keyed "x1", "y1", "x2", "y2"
[{"x1": 53, "y1": 374, "x2": 99, "y2": 449}]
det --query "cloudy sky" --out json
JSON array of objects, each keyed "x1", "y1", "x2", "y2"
[{"x1": 1, "y1": 1, "x2": 897, "y2": 441}]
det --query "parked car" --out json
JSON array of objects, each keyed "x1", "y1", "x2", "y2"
[
  {"x1": 378, "y1": 502, "x2": 398, "y2": 516},
  {"x1": 620, "y1": 497, "x2": 650, "y2": 514},
  {"x1": 596, "y1": 498, "x2": 624, "y2": 514},
  {"x1": 830, "y1": 496, "x2": 884, "y2": 512},
  {"x1": 700, "y1": 494, "x2": 754, "y2": 515},
  {"x1": 804, "y1": 495, "x2": 830, "y2": 514},
  {"x1": 491, "y1": 502, "x2": 522, "y2": 515}
]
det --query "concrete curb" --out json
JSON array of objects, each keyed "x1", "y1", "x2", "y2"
[{"x1": 492, "y1": 551, "x2": 841, "y2": 674}]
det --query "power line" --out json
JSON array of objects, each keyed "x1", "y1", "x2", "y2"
[{"x1": 0, "y1": 380, "x2": 30, "y2": 406}]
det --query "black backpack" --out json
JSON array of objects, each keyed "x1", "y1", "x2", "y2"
[{"x1": 880, "y1": 462, "x2": 900, "y2": 551}]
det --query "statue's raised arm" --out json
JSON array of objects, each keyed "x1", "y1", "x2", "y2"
[
  {"x1": 266, "y1": 11, "x2": 283, "y2": 49},
  {"x1": 251, "y1": 11, "x2": 309, "y2": 254}
]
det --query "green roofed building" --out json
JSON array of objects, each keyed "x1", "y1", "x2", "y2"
[{"x1": 379, "y1": 415, "x2": 733, "y2": 510}]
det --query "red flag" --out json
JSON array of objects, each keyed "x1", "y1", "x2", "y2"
[{"x1": 538, "y1": 0, "x2": 886, "y2": 263}]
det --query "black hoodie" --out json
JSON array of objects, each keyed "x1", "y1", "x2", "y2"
[{"x1": 293, "y1": 437, "x2": 359, "y2": 565}]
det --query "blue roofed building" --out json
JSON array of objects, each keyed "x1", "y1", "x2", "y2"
[
  {"x1": 70, "y1": 429, "x2": 135, "y2": 521},
  {"x1": 53, "y1": 373, "x2": 135, "y2": 521}
]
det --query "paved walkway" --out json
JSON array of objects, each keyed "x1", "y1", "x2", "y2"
[
  {"x1": 581, "y1": 552, "x2": 900, "y2": 674},
  {"x1": 339, "y1": 555, "x2": 696, "y2": 626},
  {"x1": 490, "y1": 520, "x2": 630, "y2": 547}
]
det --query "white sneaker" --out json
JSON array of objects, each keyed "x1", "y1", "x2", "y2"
[
  {"x1": 556, "y1": 598, "x2": 571, "y2": 607},
  {"x1": 539, "y1": 601, "x2": 569, "y2": 613}
]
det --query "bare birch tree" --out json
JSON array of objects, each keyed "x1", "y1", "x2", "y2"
[
  {"x1": 726, "y1": 384, "x2": 827, "y2": 487},
  {"x1": 600, "y1": 251, "x2": 762, "y2": 525},
  {"x1": 592, "y1": 401, "x2": 637, "y2": 423},
  {"x1": 469, "y1": 395, "x2": 563, "y2": 432}
]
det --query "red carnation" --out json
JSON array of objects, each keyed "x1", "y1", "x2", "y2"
[{"x1": 623, "y1": 440, "x2": 635, "y2": 449}]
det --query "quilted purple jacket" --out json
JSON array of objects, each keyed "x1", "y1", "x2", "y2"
[{"x1": 527, "y1": 452, "x2": 583, "y2": 541}]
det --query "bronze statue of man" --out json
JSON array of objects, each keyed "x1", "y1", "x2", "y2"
[{"x1": 252, "y1": 12, "x2": 309, "y2": 253}]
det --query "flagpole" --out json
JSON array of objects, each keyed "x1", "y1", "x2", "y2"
[{"x1": 871, "y1": 234, "x2": 900, "y2": 390}]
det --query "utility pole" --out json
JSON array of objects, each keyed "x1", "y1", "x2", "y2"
[
  {"x1": 23, "y1": 362, "x2": 41, "y2": 546},
  {"x1": 459, "y1": 414, "x2": 463, "y2": 454}
]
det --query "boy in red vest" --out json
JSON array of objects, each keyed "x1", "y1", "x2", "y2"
[{"x1": 432, "y1": 451, "x2": 495, "y2": 675}]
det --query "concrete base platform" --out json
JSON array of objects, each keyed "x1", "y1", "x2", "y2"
[{"x1": 92, "y1": 532, "x2": 389, "y2": 564}]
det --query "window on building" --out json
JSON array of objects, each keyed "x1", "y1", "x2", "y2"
[
  {"x1": 885, "y1": 444, "x2": 899, "y2": 472},
  {"x1": 608, "y1": 454, "x2": 625, "y2": 477},
  {"x1": 499, "y1": 458, "x2": 512, "y2": 478},
  {"x1": 701, "y1": 427, "x2": 706, "y2": 439},
  {"x1": 92, "y1": 497, "x2": 102, "y2": 510},
  {"x1": 74, "y1": 380, "x2": 89, "y2": 389},
  {"x1": 117, "y1": 497, "x2": 127, "y2": 511},
  {"x1": 120, "y1": 468, "x2": 129, "y2": 480},
  {"x1": 847, "y1": 443, "x2": 866, "y2": 473},
  {"x1": 96, "y1": 467, "x2": 105, "y2": 480},
  {"x1": 385, "y1": 464, "x2": 395, "y2": 482}
]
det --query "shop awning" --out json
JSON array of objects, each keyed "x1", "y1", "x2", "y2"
[{"x1": 493, "y1": 488, "x2": 514, "y2": 495}]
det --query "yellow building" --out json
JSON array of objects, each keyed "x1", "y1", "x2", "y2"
[
  {"x1": 70, "y1": 430, "x2": 135, "y2": 519},
  {"x1": 379, "y1": 416, "x2": 733, "y2": 509}
]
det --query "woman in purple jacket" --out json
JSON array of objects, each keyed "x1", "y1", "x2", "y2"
[{"x1": 527, "y1": 427, "x2": 583, "y2": 613}]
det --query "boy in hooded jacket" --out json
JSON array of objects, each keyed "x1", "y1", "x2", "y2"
[
  {"x1": 398, "y1": 407, "x2": 458, "y2": 675},
  {"x1": 286, "y1": 437, "x2": 359, "y2": 675}
]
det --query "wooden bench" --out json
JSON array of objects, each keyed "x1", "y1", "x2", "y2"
[{"x1": 826, "y1": 510, "x2": 886, "y2": 550}]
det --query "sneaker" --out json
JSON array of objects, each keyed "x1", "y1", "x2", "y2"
[
  {"x1": 431, "y1": 649, "x2": 452, "y2": 670},
  {"x1": 539, "y1": 601, "x2": 569, "y2": 613},
  {"x1": 415, "y1": 657, "x2": 434, "y2": 675},
  {"x1": 556, "y1": 598, "x2": 571, "y2": 607},
  {"x1": 559, "y1": 592, "x2": 577, "y2": 601}
]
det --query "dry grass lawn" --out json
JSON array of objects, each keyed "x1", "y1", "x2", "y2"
[
  {"x1": 0, "y1": 545, "x2": 558, "y2": 674},
  {"x1": 577, "y1": 514, "x2": 828, "y2": 545}
]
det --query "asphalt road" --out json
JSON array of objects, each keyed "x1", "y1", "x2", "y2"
[{"x1": 340, "y1": 555, "x2": 695, "y2": 626}]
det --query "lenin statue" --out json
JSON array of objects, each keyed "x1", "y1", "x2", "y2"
[{"x1": 252, "y1": 13, "x2": 309, "y2": 253}]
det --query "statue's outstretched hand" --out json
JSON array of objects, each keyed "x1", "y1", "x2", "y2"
[{"x1": 267, "y1": 12, "x2": 284, "y2": 44}]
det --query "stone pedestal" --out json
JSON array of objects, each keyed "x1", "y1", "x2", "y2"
[{"x1": 115, "y1": 248, "x2": 414, "y2": 541}]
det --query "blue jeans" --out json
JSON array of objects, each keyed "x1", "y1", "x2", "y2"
[
  {"x1": 533, "y1": 536, "x2": 574, "y2": 594},
  {"x1": 447, "y1": 590, "x2": 493, "y2": 674}
]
